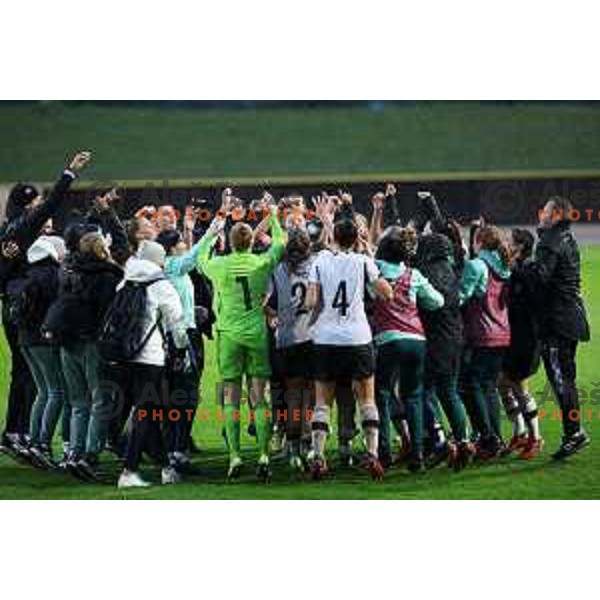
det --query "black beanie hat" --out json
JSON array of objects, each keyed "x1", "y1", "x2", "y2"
[
  {"x1": 156, "y1": 229, "x2": 183, "y2": 255},
  {"x1": 6, "y1": 183, "x2": 40, "y2": 220}
]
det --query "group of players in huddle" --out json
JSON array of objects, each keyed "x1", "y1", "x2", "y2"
[{"x1": 0, "y1": 152, "x2": 591, "y2": 487}]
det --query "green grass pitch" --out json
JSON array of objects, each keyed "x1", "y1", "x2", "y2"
[{"x1": 0, "y1": 247, "x2": 599, "y2": 499}]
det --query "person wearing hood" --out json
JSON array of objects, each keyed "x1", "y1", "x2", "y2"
[
  {"x1": 459, "y1": 225, "x2": 512, "y2": 460},
  {"x1": 372, "y1": 227, "x2": 444, "y2": 473},
  {"x1": 0, "y1": 151, "x2": 91, "y2": 460},
  {"x1": 116, "y1": 240, "x2": 189, "y2": 488},
  {"x1": 11, "y1": 236, "x2": 66, "y2": 469},
  {"x1": 43, "y1": 231, "x2": 123, "y2": 479},
  {"x1": 532, "y1": 196, "x2": 590, "y2": 460},
  {"x1": 416, "y1": 232, "x2": 474, "y2": 471}
]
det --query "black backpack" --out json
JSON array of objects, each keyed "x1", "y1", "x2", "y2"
[
  {"x1": 5, "y1": 276, "x2": 36, "y2": 326},
  {"x1": 98, "y1": 277, "x2": 164, "y2": 363}
]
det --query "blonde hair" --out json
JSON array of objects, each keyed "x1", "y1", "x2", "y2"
[
  {"x1": 79, "y1": 232, "x2": 110, "y2": 261},
  {"x1": 229, "y1": 223, "x2": 254, "y2": 252}
]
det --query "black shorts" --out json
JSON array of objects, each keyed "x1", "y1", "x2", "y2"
[
  {"x1": 313, "y1": 343, "x2": 375, "y2": 382},
  {"x1": 503, "y1": 340, "x2": 541, "y2": 381},
  {"x1": 275, "y1": 342, "x2": 315, "y2": 380}
]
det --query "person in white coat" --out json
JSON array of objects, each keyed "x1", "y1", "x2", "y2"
[{"x1": 117, "y1": 240, "x2": 189, "y2": 489}]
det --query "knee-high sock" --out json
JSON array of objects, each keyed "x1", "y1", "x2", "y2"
[
  {"x1": 360, "y1": 404, "x2": 380, "y2": 457},
  {"x1": 514, "y1": 388, "x2": 540, "y2": 440},
  {"x1": 500, "y1": 388, "x2": 526, "y2": 437},
  {"x1": 224, "y1": 404, "x2": 241, "y2": 460},
  {"x1": 253, "y1": 401, "x2": 271, "y2": 458},
  {"x1": 311, "y1": 404, "x2": 330, "y2": 457}
]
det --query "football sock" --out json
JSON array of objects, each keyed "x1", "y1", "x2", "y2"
[
  {"x1": 360, "y1": 404, "x2": 380, "y2": 457},
  {"x1": 516, "y1": 389, "x2": 541, "y2": 440},
  {"x1": 223, "y1": 404, "x2": 241, "y2": 460},
  {"x1": 311, "y1": 404, "x2": 330, "y2": 457},
  {"x1": 253, "y1": 401, "x2": 271, "y2": 458},
  {"x1": 433, "y1": 421, "x2": 446, "y2": 446},
  {"x1": 500, "y1": 388, "x2": 526, "y2": 437}
]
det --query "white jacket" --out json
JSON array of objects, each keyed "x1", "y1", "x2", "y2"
[{"x1": 120, "y1": 257, "x2": 188, "y2": 366}]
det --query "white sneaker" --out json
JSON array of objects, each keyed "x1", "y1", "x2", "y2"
[
  {"x1": 161, "y1": 466, "x2": 182, "y2": 485},
  {"x1": 227, "y1": 455, "x2": 243, "y2": 480},
  {"x1": 118, "y1": 470, "x2": 151, "y2": 489}
]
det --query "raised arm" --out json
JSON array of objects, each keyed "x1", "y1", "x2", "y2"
[
  {"x1": 369, "y1": 192, "x2": 385, "y2": 245},
  {"x1": 9, "y1": 151, "x2": 91, "y2": 249},
  {"x1": 166, "y1": 240, "x2": 203, "y2": 278},
  {"x1": 196, "y1": 217, "x2": 226, "y2": 274}
]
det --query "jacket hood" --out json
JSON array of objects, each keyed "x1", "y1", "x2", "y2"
[
  {"x1": 27, "y1": 236, "x2": 64, "y2": 264},
  {"x1": 124, "y1": 256, "x2": 165, "y2": 282},
  {"x1": 417, "y1": 233, "x2": 452, "y2": 265},
  {"x1": 479, "y1": 249, "x2": 511, "y2": 279}
]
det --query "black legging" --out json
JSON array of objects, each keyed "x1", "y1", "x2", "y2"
[
  {"x1": 163, "y1": 331, "x2": 203, "y2": 454},
  {"x1": 2, "y1": 302, "x2": 35, "y2": 436},
  {"x1": 541, "y1": 338, "x2": 581, "y2": 437},
  {"x1": 123, "y1": 363, "x2": 166, "y2": 472}
]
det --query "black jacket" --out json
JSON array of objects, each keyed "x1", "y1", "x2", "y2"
[
  {"x1": 416, "y1": 233, "x2": 464, "y2": 375},
  {"x1": 0, "y1": 170, "x2": 75, "y2": 292},
  {"x1": 43, "y1": 253, "x2": 123, "y2": 345},
  {"x1": 532, "y1": 221, "x2": 590, "y2": 342},
  {"x1": 507, "y1": 257, "x2": 540, "y2": 349},
  {"x1": 85, "y1": 204, "x2": 129, "y2": 265},
  {"x1": 16, "y1": 258, "x2": 60, "y2": 347}
]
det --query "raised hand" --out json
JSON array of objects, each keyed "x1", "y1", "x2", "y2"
[
  {"x1": 69, "y1": 151, "x2": 92, "y2": 172},
  {"x1": 385, "y1": 183, "x2": 398, "y2": 197},
  {"x1": 338, "y1": 189, "x2": 353, "y2": 206},
  {"x1": 311, "y1": 194, "x2": 334, "y2": 226},
  {"x1": 371, "y1": 192, "x2": 385, "y2": 211},
  {"x1": 1, "y1": 241, "x2": 20, "y2": 259},
  {"x1": 221, "y1": 187, "x2": 234, "y2": 212}
]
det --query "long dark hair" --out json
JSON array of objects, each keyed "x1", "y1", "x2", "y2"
[
  {"x1": 511, "y1": 228, "x2": 534, "y2": 261},
  {"x1": 285, "y1": 228, "x2": 311, "y2": 273}
]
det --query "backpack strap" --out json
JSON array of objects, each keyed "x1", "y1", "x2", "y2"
[{"x1": 126, "y1": 276, "x2": 166, "y2": 357}]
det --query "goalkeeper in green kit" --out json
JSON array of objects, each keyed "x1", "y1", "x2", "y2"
[{"x1": 197, "y1": 201, "x2": 286, "y2": 481}]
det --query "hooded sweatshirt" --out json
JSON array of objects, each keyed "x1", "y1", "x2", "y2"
[
  {"x1": 16, "y1": 237, "x2": 62, "y2": 346},
  {"x1": 119, "y1": 257, "x2": 188, "y2": 366},
  {"x1": 416, "y1": 233, "x2": 464, "y2": 370},
  {"x1": 43, "y1": 251, "x2": 123, "y2": 345}
]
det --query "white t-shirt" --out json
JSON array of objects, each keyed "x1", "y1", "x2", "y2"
[
  {"x1": 308, "y1": 249, "x2": 380, "y2": 346},
  {"x1": 270, "y1": 256, "x2": 316, "y2": 348}
]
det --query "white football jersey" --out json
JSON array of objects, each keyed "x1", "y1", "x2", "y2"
[
  {"x1": 309, "y1": 249, "x2": 380, "y2": 346},
  {"x1": 270, "y1": 256, "x2": 316, "y2": 349}
]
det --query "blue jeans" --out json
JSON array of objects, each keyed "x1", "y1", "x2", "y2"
[
  {"x1": 22, "y1": 345, "x2": 65, "y2": 447},
  {"x1": 61, "y1": 342, "x2": 111, "y2": 459}
]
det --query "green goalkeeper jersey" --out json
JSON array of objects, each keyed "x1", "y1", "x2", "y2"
[{"x1": 197, "y1": 213, "x2": 285, "y2": 344}]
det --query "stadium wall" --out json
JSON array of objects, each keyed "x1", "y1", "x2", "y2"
[{"x1": 46, "y1": 172, "x2": 600, "y2": 228}]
